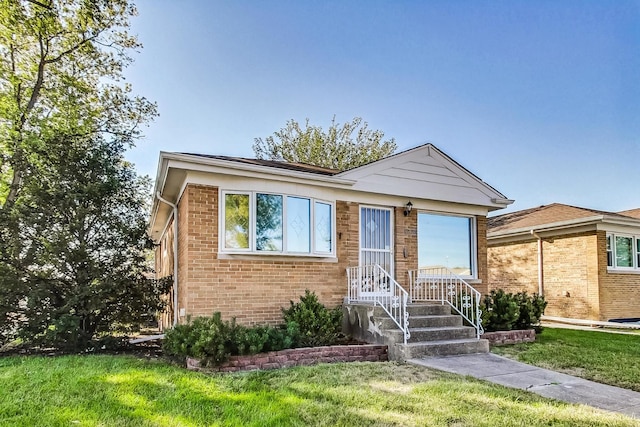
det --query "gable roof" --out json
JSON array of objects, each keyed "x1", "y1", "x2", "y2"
[
  {"x1": 335, "y1": 143, "x2": 513, "y2": 208},
  {"x1": 180, "y1": 154, "x2": 339, "y2": 176},
  {"x1": 488, "y1": 203, "x2": 640, "y2": 239},
  {"x1": 619, "y1": 208, "x2": 640, "y2": 220},
  {"x1": 150, "y1": 143, "x2": 512, "y2": 240}
]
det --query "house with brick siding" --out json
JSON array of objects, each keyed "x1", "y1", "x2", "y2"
[
  {"x1": 488, "y1": 203, "x2": 640, "y2": 322},
  {"x1": 150, "y1": 143, "x2": 512, "y2": 333}
]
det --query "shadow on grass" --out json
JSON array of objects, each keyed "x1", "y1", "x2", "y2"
[{"x1": 0, "y1": 355, "x2": 636, "y2": 426}]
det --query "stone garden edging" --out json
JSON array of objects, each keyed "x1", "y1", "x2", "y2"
[
  {"x1": 186, "y1": 344, "x2": 388, "y2": 373},
  {"x1": 482, "y1": 329, "x2": 536, "y2": 346}
]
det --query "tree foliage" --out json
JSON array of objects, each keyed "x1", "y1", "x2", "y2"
[
  {"x1": 0, "y1": 134, "x2": 170, "y2": 350},
  {"x1": 0, "y1": 0, "x2": 163, "y2": 350},
  {"x1": 0, "y1": 0, "x2": 156, "y2": 208},
  {"x1": 252, "y1": 117, "x2": 397, "y2": 171}
]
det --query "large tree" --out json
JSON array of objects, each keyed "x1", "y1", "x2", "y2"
[
  {"x1": 0, "y1": 0, "x2": 163, "y2": 349},
  {"x1": 0, "y1": 0, "x2": 156, "y2": 208},
  {"x1": 252, "y1": 117, "x2": 397, "y2": 171},
  {"x1": 0, "y1": 134, "x2": 170, "y2": 350}
]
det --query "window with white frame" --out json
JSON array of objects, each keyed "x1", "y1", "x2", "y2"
[
  {"x1": 222, "y1": 191, "x2": 334, "y2": 255},
  {"x1": 417, "y1": 212, "x2": 476, "y2": 278},
  {"x1": 606, "y1": 232, "x2": 640, "y2": 270}
]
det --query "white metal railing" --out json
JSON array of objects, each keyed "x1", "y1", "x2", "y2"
[
  {"x1": 346, "y1": 264, "x2": 410, "y2": 344},
  {"x1": 408, "y1": 267, "x2": 484, "y2": 338}
]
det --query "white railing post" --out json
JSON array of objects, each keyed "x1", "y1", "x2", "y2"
[
  {"x1": 346, "y1": 264, "x2": 410, "y2": 344},
  {"x1": 408, "y1": 266, "x2": 484, "y2": 339}
]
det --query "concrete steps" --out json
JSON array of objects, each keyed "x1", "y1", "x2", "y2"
[
  {"x1": 343, "y1": 302, "x2": 488, "y2": 361},
  {"x1": 391, "y1": 304, "x2": 489, "y2": 360}
]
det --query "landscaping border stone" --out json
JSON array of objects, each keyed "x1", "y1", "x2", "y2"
[
  {"x1": 482, "y1": 329, "x2": 536, "y2": 346},
  {"x1": 186, "y1": 344, "x2": 388, "y2": 372}
]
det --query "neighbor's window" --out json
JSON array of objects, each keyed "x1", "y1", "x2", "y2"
[
  {"x1": 221, "y1": 191, "x2": 334, "y2": 256},
  {"x1": 616, "y1": 236, "x2": 633, "y2": 268},
  {"x1": 418, "y1": 212, "x2": 475, "y2": 278},
  {"x1": 606, "y1": 233, "x2": 640, "y2": 270}
]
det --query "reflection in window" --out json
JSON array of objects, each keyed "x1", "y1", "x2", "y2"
[
  {"x1": 418, "y1": 213, "x2": 473, "y2": 276},
  {"x1": 256, "y1": 193, "x2": 283, "y2": 251},
  {"x1": 315, "y1": 202, "x2": 332, "y2": 252},
  {"x1": 224, "y1": 193, "x2": 249, "y2": 249},
  {"x1": 287, "y1": 197, "x2": 310, "y2": 253},
  {"x1": 607, "y1": 233, "x2": 640, "y2": 270},
  {"x1": 615, "y1": 236, "x2": 633, "y2": 268}
]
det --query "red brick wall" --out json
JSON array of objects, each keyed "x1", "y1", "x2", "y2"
[
  {"x1": 176, "y1": 185, "x2": 360, "y2": 325},
  {"x1": 475, "y1": 216, "x2": 489, "y2": 295},
  {"x1": 395, "y1": 207, "x2": 418, "y2": 287},
  {"x1": 597, "y1": 231, "x2": 640, "y2": 320},
  {"x1": 488, "y1": 231, "x2": 601, "y2": 320},
  {"x1": 169, "y1": 184, "x2": 492, "y2": 325}
]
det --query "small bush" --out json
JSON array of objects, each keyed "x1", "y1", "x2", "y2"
[
  {"x1": 163, "y1": 291, "x2": 344, "y2": 366},
  {"x1": 282, "y1": 290, "x2": 342, "y2": 347},
  {"x1": 481, "y1": 289, "x2": 520, "y2": 332},
  {"x1": 163, "y1": 313, "x2": 239, "y2": 366},
  {"x1": 514, "y1": 292, "x2": 547, "y2": 332},
  {"x1": 481, "y1": 289, "x2": 547, "y2": 332}
]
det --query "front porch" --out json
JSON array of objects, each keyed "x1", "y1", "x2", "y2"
[{"x1": 343, "y1": 265, "x2": 488, "y2": 361}]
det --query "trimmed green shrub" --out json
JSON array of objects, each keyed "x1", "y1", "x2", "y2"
[
  {"x1": 481, "y1": 289, "x2": 520, "y2": 332},
  {"x1": 282, "y1": 290, "x2": 342, "y2": 347},
  {"x1": 163, "y1": 291, "x2": 344, "y2": 366},
  {"x1": 514, "y1": 292, "x2": 548, "y2": 332},
  {"x1": 480, "y1": 289, "x2": 547, "y2": 332},
  {"x1": 163, "y1": 313, "x2": 239, "y2": 366}
]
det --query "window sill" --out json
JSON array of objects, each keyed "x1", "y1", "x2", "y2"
[
  {"x1": 607, "y1": 268, "x2": 640, "y2": 275},
  {"x1": 218, "y1": 252, "x2": 338, "y2": 263}
]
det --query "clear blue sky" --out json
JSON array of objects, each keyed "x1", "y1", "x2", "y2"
[{"x1": 125, "y1": 0, "x2": 640, "y2": 214}]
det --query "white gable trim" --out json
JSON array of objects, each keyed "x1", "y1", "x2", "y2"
[{"x1": 336, "y1": 144, "x2": 513, "y2": 209}]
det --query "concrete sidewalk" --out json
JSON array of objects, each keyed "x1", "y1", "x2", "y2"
[{"x1": 408, "y1": 353, "x2": 640, "y2": 419}]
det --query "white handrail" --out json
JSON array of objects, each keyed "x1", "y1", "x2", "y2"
[
  {"x1": 408, "y1": 267, "x2": 484, "y2": 338},
  {"x1": 346, "y1": 264, "x2": 410, "y2": 344}
]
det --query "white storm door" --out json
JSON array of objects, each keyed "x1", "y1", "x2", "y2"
[{"x1": 359, "y1": 206, "x2": 394, "y2": 296}]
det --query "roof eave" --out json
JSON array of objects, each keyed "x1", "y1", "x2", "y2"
[
  {"x1": 162, "y1": 152, "x2": 357, "y2": 186},
  {"x1": 488, "y1": 216, "x2": 604, "y2": 239}
]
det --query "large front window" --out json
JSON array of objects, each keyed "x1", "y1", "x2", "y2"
[
  {"x1": 607, "y1": 233, "x2": 640, "y2": 270},
  {"x1": 222, "y1": 191, "x2": 334, "y2": 255},
  {"x1": 418, "y1": 212, "x2": 475, "y2": 278}
]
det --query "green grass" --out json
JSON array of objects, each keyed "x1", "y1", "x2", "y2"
[
  {"x1": 493, "y1": 327, "x2": 640, "y2": 391},
  {"x1": 0, "y1": 355, "x2": 636, "y2": 426}
]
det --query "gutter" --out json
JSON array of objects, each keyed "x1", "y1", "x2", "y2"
[
  {"x1": 155, "y1": 191, "x2": 179, "y2": 327},
  {"x1": 530, "y1": 230, "x2": 544, "y2": 296}
]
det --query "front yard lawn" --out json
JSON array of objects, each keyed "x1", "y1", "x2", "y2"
[
  {"x1": 492, "y1": 327, "x2": 640, "y2": 391},
  {"x1": 0, "y1": 355, "x2": 636, "y2": 426}
]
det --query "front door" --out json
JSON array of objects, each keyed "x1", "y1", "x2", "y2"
[{"x1": 359, "y1": 206, "x2": 394, "y2": 296}]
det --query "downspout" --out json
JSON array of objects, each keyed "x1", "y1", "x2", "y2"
[
  {"x1": 156, "y1": 192, "x2": 179, "y2": 326},
  {"x1": 530, "y1": 230, "x2": 544, "y2": 296}
]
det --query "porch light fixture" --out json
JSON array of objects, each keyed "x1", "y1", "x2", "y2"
[{"x1": 404, "y1": 201, "x2": 413, "y2": 217}]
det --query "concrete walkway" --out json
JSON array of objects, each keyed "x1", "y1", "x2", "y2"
[{"x1": 408, "y1": 353, "x2": 640, "y2": 419}]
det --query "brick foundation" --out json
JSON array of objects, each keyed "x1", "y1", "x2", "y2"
[
  {"x1": 482, "y1": 329, "x2": 536, "y2": 345},
  {"x1": 186, "y1": 344, "x2": 388, "y2": 373}
]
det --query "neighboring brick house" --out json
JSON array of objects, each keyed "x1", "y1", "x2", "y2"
[
  {"x1": 150, "y1": 144, "x2": 512, "y2": 330},
  {"x1": 488, "y1": 203, "x2": 640, "y2": 322}
]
